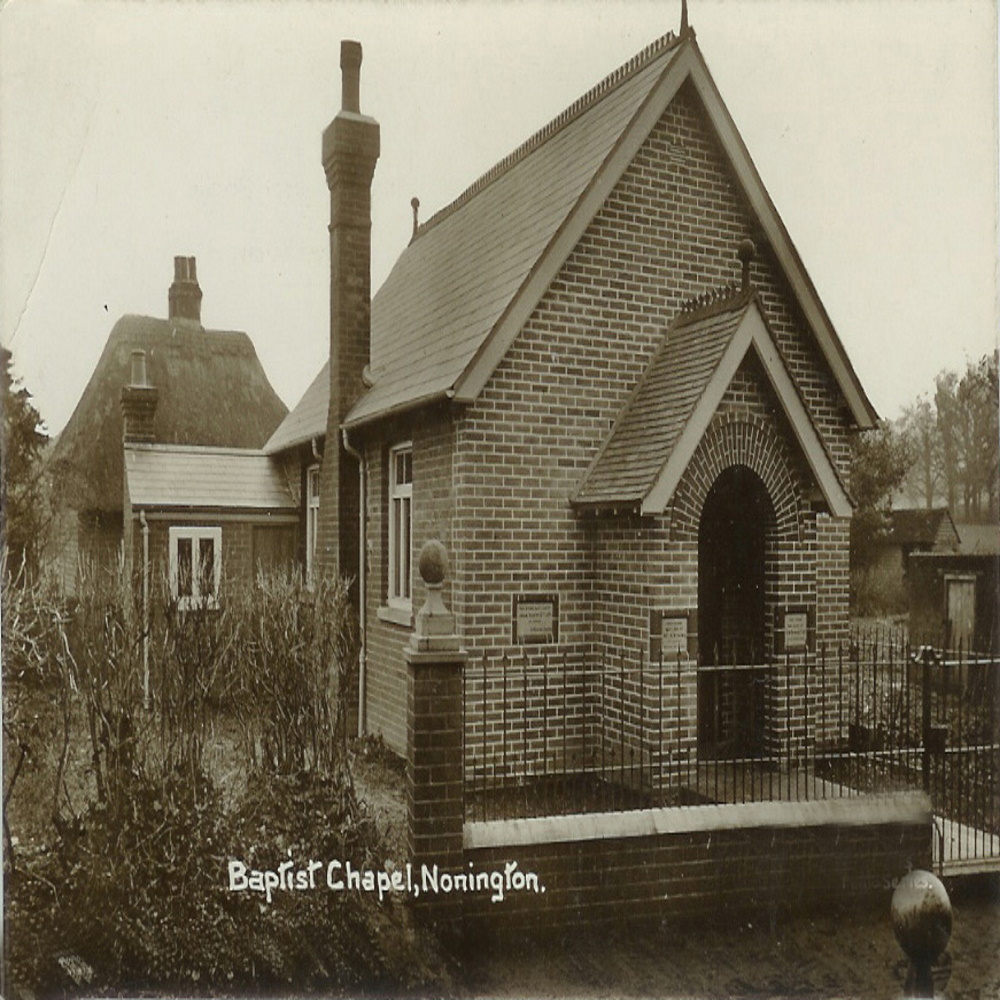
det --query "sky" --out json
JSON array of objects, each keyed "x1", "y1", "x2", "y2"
[{"x1": 1, "y1": 0, "x2": 997, "y2": 438}]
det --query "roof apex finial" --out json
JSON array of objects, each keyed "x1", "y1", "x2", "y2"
[
  {"x1": 410, "y1": 196, "x2": 421, "y2": 242},
  {"x1": 680, "y1": 0, "x2": 689, "y2": 34},
  {"x1": 738, "y1": 238, "x2": 756, "y2": 292}
]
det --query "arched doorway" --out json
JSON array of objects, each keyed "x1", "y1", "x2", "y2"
[{"x1": 697, "y1": 465, "x2": 775, "y2": 758}]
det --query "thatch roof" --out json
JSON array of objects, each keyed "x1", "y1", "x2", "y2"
[{"x1": 50, "y1": 315, "x2": 287, "y2": 512}]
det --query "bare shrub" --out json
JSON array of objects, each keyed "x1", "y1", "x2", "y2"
[
  {"x1": 4, "y1": 564, "x2": 451, "y2": 997},
  {"x1": 1, "y1": 561, "x2": 77, "y2": 856},
  {"x1": 148, "y1": 573, "x2": 238, "y2": 795},
  {"x1": 223, "y1": 572, "x2": 359, "y2": 778}
]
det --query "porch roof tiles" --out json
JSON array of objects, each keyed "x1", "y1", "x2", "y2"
[{"x1": 573, "y1": 295, "x2": 745, "y2": 508}]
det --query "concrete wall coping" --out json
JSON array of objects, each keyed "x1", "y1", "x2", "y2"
[{"x1": 464, "y1": 792, "x2": 932, "y2": 850}]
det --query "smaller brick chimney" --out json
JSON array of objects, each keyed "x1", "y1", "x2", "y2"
[
  {"x1": 168, "y1": 255, "x2": 202, "y2": 324},
  {"x1": 121, "y1": 349, "x2": 158, "y2": 443}
]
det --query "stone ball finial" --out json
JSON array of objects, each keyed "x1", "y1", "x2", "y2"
[{"x1": 418, "y1": 540, "x2": 448, "y2": 586}]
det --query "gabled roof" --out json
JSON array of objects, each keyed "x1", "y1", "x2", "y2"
[
  {"x1": 573, "y1": 291, "x2": 853, "y2": 518},
  {"x1": 263, "y1": 362, "x2": 328, "y2": 455},
  {"x1": 269, "y1": 28, "x2": 876, "y2": 451},
  {"x1": 51, "y1": 315, "x2": 288, "y2": 511},
  {"x1": 125, "y1": 444, "x2": 296, "y2": 511},
  {"x1": 886, "y1": 507, "x2": 960, "y2": 550}
]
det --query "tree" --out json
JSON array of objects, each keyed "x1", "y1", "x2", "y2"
[
  {"x1": 933, "y1": 351, "x2": 998, "y2": 522},
  {"x1": 850, "y1": 420, "x2": 912, "y2": 570},
  {"x1": 895, "y1": 351, "x2": 999, "y2": 523},
  {"x1": 897, "y1": 395, "x2": 940, "y2": 509},
  {"x1": 1, "y1": 347, "x2": 50, "y2": 580}
]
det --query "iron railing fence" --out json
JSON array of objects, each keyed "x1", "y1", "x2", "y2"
[{"x1": 462, "y1": 640, "x2": 999, "y2": 869}]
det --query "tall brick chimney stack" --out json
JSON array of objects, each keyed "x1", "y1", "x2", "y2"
[
  {"x1": 121, "y1": 349, "x2": 158, "y2": 444},
  {"x1": 317, "y1": 40, "x2": 380, "y2": 586},
  {"x1": 168, "y1": 255, "x2": 203, "y2": 324}
]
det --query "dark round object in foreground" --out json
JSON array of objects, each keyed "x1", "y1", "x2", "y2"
[{"x1": 891, "y1": 869, "x2": 952, "y2": 965}]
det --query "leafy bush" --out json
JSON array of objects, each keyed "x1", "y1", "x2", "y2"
[
  {"x1": 850, "y1": 562, "x2": 907, "y2": 618},
  {"x1": 3, "y1": 570, "x2": 452, "y2": 997}
]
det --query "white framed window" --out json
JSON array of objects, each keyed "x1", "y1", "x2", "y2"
[
  {"x1": 388, "y1": 443, "x2": 412, "y2": 609},
  {"x1": 169, "y1": 526, "x2": 222, "y2": 610},
  {"x1": 306, "y1": 464, "x2": 320, "y2": 584}
]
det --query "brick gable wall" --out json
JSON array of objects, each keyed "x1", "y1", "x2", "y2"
[
  {"x1": 362, "y1": 81, "x2": 855, "y2": 757},
  {"x1": 450, "y1": 81, "x2": 852, "y2": 647}
]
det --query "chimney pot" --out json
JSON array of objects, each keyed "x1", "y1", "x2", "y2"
[
  {"x1": 168, "y1": 254, "x2": 203, "y2": 323},
  {"x1": 130, "y1": 349, "x2": 148, "y2": 387},
  {"x1": 341, "y1": 40, "x2": 363, "y2": 113}
]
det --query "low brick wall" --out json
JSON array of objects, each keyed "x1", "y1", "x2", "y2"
[{"x1": 460, "y1": 793, "x2": 932, "y2": 934}]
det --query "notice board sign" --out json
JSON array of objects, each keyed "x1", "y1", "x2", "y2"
[
  {"x1": 513, "y1": 594, "x2": 559, "y2": 644},
  {"x1": 778, "y1": 605, "x2": 815, "y2": 653},
  {"x1": 660, "y1": 616, "x2": 688, "y2": 655},
  {"x1": 649, "y1": 608, "x2": 697, "y2": 661}
]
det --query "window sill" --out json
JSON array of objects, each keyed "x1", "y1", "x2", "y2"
[{"x1": 377, "y1": 604, "x2": 413, "y2": 628}]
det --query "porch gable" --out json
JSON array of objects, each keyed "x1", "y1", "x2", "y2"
[{"x1": 574, "y1": 293, "x2": 853, "y2": 519}]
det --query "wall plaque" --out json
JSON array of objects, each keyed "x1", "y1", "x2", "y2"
[
  {"x1": 513, "y1": 594, "x2": 559, "y2": 644},
  {"x1": 784, "y1": 612, "x2": 809, "y2": 651},
  {"x1": 649, "y1": 608, "x2": 697, "y2": 661},
  {"x1": 779, "y1": 605, "x2": 814, "y2": 653},
  {"x1": 660, "y1": 616, "x2": 689, "y2": 656}
]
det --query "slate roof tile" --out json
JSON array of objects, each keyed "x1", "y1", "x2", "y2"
[
  {"x1": 267, "y1": 33, "x2": 685, "y2": 451},
  {"x1": 574, "y1": 300, "x2": 746, "y2": 507},
  {"x1": 125, "y1": 444, "x2": 296, "y2": 511}
]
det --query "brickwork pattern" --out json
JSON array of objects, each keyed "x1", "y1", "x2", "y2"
[
  {"x1": 315, "y1": 115, "x2": 378, "y2": 585},
  {"x1": 463, "y1": 819, "x2": 931, "y2": 933},
  {"x1": 365, "y1": 85, "x2": 857, "y2": 765},
  {"x1": 407, "y1": 654, "x2": 465, "y2": 928},
  {"x1": 450, "y1": 83, "x2": 852, "y2": 654},
  {"x1": 363, "y1": 408, "x2": 456, "y2": 753}
]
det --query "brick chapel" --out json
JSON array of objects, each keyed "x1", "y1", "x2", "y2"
[{"x1": 265, "y1": 22, "x2": 877, "y2": 759}]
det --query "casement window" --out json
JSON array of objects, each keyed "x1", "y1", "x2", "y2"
[
  {"x1": 388, "y1": 443, "x2": 412, "y2": 609},
  {"x1": 306, "y1": 464, "x2": 320, "y2": 584},
  {"x1": 169, "y1": 526, "x2": 221, "y2": 610}
]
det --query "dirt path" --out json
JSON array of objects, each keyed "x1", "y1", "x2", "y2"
[{"x1": 459, "y1": 888, "x2": 1000, "y2": 999}]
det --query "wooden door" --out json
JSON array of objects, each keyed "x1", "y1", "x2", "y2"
[{"x1": 946, "y1": 576, "x2": 976, "y2": 652}]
